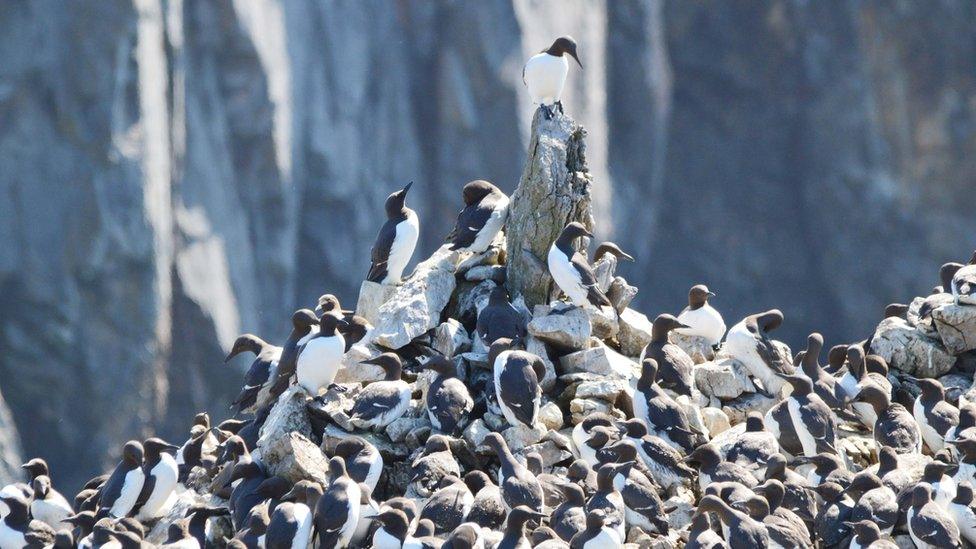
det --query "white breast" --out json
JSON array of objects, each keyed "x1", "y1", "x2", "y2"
[
  {"x1": 137, "y1": 453, "x2": 180, "y2": 520},
  {"x1": 291, "y1": 503, "x2": 313, "y2": 549},
  {"x1": 950, "y1": 501, "x2": 976, "y2": 544},
  {"x1": 296, "y1": 334, "x2": 346, "y2": 394},
  {"x1": 111, "y1": 467, "x2": 146, "y2": 518},
  {"x1": 0, "y1": 520, "x2": 26, "y2": 549},
  {"x1": 583, "y1": 526, "x2": 622, "y2": 549},
  {"x1": 914, "y1": 399, "x2": 945, "y2": 453},
  {"x1": 725, "y1": 321, "x2": 785, "y2": 395},
  {"x1": 384, "y1": 211, "x2": 420, "y2": 284},
  {"x1": 547, "y1": 245, "x2": 586, "y2": 306},
  {"x1": 468, "y1": 196, "x2": 509, "y2": 253},
  {"x1": 338, "y1": 483, "x2": 362, "y2": 545},
  {"x1": 676, "y1": 304, "x2": 726, "y2": 346},
  {"x1": 787, "y1": 398, "x2": 817, "y2": 457},
  {"x1": 30, "y1": 495, "x2": 72, "y2": 528},
  {"x1": 372, "y1": 527, "x2": 402, "y2": 549},
  {"x1": 524, "y1": 53, "x2": 569, "y2": 106}
]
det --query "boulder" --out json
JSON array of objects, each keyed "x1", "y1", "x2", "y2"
[
  {"x1": 559, "y1": 344, "x2": 639, "y2": 380},
  {"x1": 574, "y1": 378, "x2": 632, "y2": 402},
  {"x1": 261, "y1": 432, "x2": 330, "y2": 484},
  {"x1": 938, "y1": 372, "x2": 971, "y2": 404},
  {"x1": 449, "y1": 279, "x2": 497, "y2": 328},
  {"x1": 663, "y1": 485, "x2": 697, "y2": 531},
  {"x1": 721, "y1": 392, "x2": 779, "y2": 425},
  {"x1": 538, "y1": 401, "x2": 564, "y2": 431},
  {"x1": 256, "y1": 386, "x2": 312, "y2": 452},
  {"x1": 386, "y1": 416, "x2": 427, "y2": 444},
  {"x1": 528, "y1": 304, "x2": 591, "y2": 350},
  {"x1": 370, "y1": 245, "x2": 460, "y2": 349},
  {"x1": 701, "y1": 407, "x2": 731, "y2": 437},
  {"x1": 464, "y1": 265, "x2": 506, "y2": 283},
  {"x1": 694, "y1": 358, "x2": 754, "y2": 400},
  {"x1": 502, "y1": 423, "x2": 547, "y2": 453},
  {"x1": 586, "y1": 306, "x2": 620, "y2": 339},
  {"x1": 592, "y1": 255, "x2": 617, "y2": 292},
  {"x1": 525, "y1": 335, "x2": 557, "y2": 391},
  {"x1": 432, "y1": 319, "x2": 471, "y2": 357},
  {"x1": 931, "y1": 302, "x2": 976, "y2": 355},
  {"x1": 334, "y1": 342, "x2": 385, "y2": 383},
  {"x1": 355, "y1": 281, "x2": 399, "y2": 325},
  {"x1": 146, "y1": 489, "x2": 230, "y2": 545},
  {"x1": 570, "y1": 397, "x2": 612, "y2": 418},
  {"x1": 871, "y1": 317, "x2": 954, "y2": 378},
  {"x1": 616, "y1": 308, "x2": 652, "y2": 358},
  {"x1": 669, "y1": 332, "x2": 715, "y2": 364},
  {"x1": 463, "y1": 419, "x2": 491, "y2": 452},
  {"x1": 607, "y1": 276, "x2": 639, "y2": 313},
  {"x1": 522, "y1": 439, "x2": 574, "y2": 469}
]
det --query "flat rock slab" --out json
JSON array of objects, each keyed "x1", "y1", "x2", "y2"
[
  {"x1": 370, "y1": 245, "x2": 461, "y2": 349},
  {"x1": 559, "y1": 344, "x2": 638, "y2": 380},
  {"x1": 670, "y1": 332, "x2": 715, "y2": 364},
  {"x1": 528, "y1": 304, "x2": 591, "y2": 350},
  {"x1": 607, "y1": 276, "x2": 638, "y2": 313},
  {"x1": 617, "y1": 308, "x2": 652, "y2": 357},
  {"x1": 256, "y1": 386, "x2": 312, "y2": 451},
  {"x1": 261, "y1": 431, "x2": 330, "y2": 484},
  {"x1": 932, "y1": 302, "x2": 976, "y2": 355},
  {"x1": 871, "y1": 317, "x2": 954, "y2": 378},
  {"x1": 335, "y1": 342, "x2": 385, "y2": 383},
  {"x1": 432, "y1": 319, "x2": 471, "y2": 357},
  {"x1": 694, "y1": 358, "x2": 754, "y2": 400},
  {"x1": 356, "y1": 281, "x2": 399, "y2": 325}
]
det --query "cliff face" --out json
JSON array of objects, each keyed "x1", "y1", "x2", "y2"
[{"x1": 0, "y1": 0, "x2": 974, "y2": 489}]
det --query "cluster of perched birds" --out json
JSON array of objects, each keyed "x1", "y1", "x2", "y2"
[{"x1": 3, "y1": 34, "x2": 976, "y2": 549}]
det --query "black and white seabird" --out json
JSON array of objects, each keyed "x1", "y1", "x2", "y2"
[
  {"x1": 419, "y1": 476, "x2": 473, "y2": 535},
  {"x1": 908, "y1": 484, "x2": 963, "y2": 549},
  {"x1": 409, "y1": 435, "x2": 461, "y2": 498},
  {"x1": 696, "y1": 494, "x2": 770, "y2": 548},
  {"x1": 225, "y1": 334, "x2": 282, "y2": 413},
  {"x1": 132, "y1": 438, "x2": 180, "y2": 521},
  {"x1": 366, "y1": 181, "x2": 419, "y2": 285},
  {"x1": 571, "y1": 413, "x2": 620, "y2": 467},
  {"x1": 725, "y1": 412, "x2": 779, "y2": 481},
  {"x1": 550, "y1": 482, "x2": 587, "y2": 542},
  {"x1": 489, "y1": 338, "x2": 545, "y2": 429},
  {"x1": 316, "y1": 294, "x2": 371, "y2": 351},
  {"x1": 313, "y1": 457, "x2": 361, "y2": 549},
  {"x1": 185, "y1": 505, "x2": 231, "y2": 548},
  {"x1": 952, "y1": 252, "x2": 976, "y2": 305},
  {"x1": 229, "y1": 460, "x2": 268, "y2": 529},
  {"x1": 476, "y1": 286, "x2": 527, "y2": 347},
  {"x1": 491, "y1": 505, "x2": 542, "y2": 549},
  {"x1": 922, "y1": 460, "x2": 958, "y2": 508},
  {"x1": 813, "y1": 482, "x2": 855, "y2": 548},
  {"x1": 847, "y1": 472, "x2": 898, "y2": 536},
  {"x1": 332, "y1": 436, "x2": 383, "y2": 494},
  {"x1": 675, "y1": 284, "x2": 726, "y2": 347},
  {"x1": 799, "y1": 452, "x2": 852, "y2": 487},
  {"x1": 754, "y1": 479, "x2": 809, "y2": 544},
  {"x1": 27, "y1": 475, "x2": 71, "y2": 529},
  {"x1": 640, "y1": 315, "x2": 696, "y2": 396},
  {"x1": 0, "y1": 493, "x2": 56, "y2": 548},
  {"x1": 775, "y1": 373, "x2": 838, "y2": 457},
  {"x1": 685, "y1": 512, "x2": 727, "y2": 549},
  {"x1": 268, "y1": 309, "x2": 320, "y2": 399},
  {"x1": 523, "y1": 36, "x2": 582, "y2": 119},
  {"x1": 949, "y1": 481, "x2": 976, "y2": 545},
  {"x1": 741, "y1": 495, "x2": 809, "y2": 549},
  {"x1": 914, "y1": 378, "x2": 960, "y2": 454},
  {"x1": 854, "y1": 383, "x2": 922, "y2": 454},
  {"x1": 265, "y1": 480, "x2": 321, "y2": 549},
  {"x1": 448, "y1": 180, "x2": 509, "y2": 254},
  {"x1": 584, "y1": 463, "x2": 627, "y2": 540},
  {"x1": 463, "y1": 471, "x2": 505, "y2": 531},
  {"x1": 685, "y1": 444, "x2": 758, "y2": 490},
  {"x1": 97, "y1": 441, "x2": 146, "y2": 519},
  {"x1": 349, "y1": 353, "x2": 411, "y2": 430},
  {"x1": 483, "y1": 433, "x2": 544, "y2": 513},
  {"x1": 160, "y1": 517, "x2": 197, "y2": 548},
  {"x1": 368, "y1": 508, "x2": 412, "y2": 549},
  {"x1": 618, "y1": 419, "x2": 696, "y2": 489},
  {"x1": 726, "y1": 309, "x2": 793, "y2": 395},
  {"x1": 547, "y1": 222, "x2": 611, "y2": 309},
  {"x1": 846, "y1": 519, "x2": 898, "y2": 549},
  {"x1": 951, "y1": 432, "x2": 976, "y2": 486},
  {"x1": 531, "y1": 526, "x2": 569, "y2": 549},
  {"x1": 633, "y1": 358, "x2": 703, "y2": 453},
  {"x1": 424, "y1": 356, "x2": 474, "y2": 435},
  {"x1": 568, "y1": 509, "x2": 621, "y2": 549},
  {"x1": 605, "y1": 456, "x2": 669, "y2": 535},
  {"x1": 234, "y1": 505, "x2": 270, "y2": 549},
  {"x1": 295, "y1": 313, "x2": 346, "y2": 395}
]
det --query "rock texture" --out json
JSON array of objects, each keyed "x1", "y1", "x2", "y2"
[{"x1": 3, "y1": 0, "x2": 976, "y2": 491}]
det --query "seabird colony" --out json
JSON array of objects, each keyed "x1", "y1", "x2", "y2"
[{"x1": 3, "y1": 36, "x2": 976, "y2": 549}]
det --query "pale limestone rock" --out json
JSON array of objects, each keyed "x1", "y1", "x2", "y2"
[
  {"x1": 355, "y1": 281, "x2": 398, "y2": 325},
  {"x1": 701, "y1": 407, "x2": 731, "y2": 437},
  {"x1": 432, "y1": 319, "x2": 471, "y2": 357},
  {"x1": 527, "y1": 304, "x2": 591, "y2": 350},
  {"x1": 464, "y1": 265, "x2": 506, "y2": 282},
  {"x1": 261, "y1": 432, "x2": 329, "y2": 484},
  {"x1": 503, "y1": 423, "x2": 548, "y2": 453},
  {"x1": 560, "y1": 344, "x2": 639, "y2": 380},
  {"x1": 146, "y1": 488, "x2": 230, "y2": 544},
  {"x1": 575, "y1": 378, "x2": 631, "y2": 401},
  {"x1": 932, "y1": 302, "x2": 976, "y2": 355},
  {"x1": 607, "y1": 276, "x2": 639, "y2": 313},
  {"x1": 538, "y1": 401, "x2": 564, "y2": 431},
  {"x1": 617, "y1": 308, "x2": 653, "y2": 357},
  {"x1": 592, "y1": 254, "x2": 617, "y2": 292},
  {"x1": 526, "y1": 334, "x2": 557, "y2": 391},
  {"x1": 669, "y1": 332, "x2": 715, "y2": 363},
  {"x1": 938, "y1": 372, "x2": 970, "y2": 404},
  {"x1": 370, "y1": 245, "x2": 460, "y2": 349},
  {"x1": 334, "y1": 342, "x2": 385, "y2": 383},
  {"x1": 694, "y1": 357, "x2": 754, "y2": 399},
  {"x1": 256, "y1": 386, "x2": 312, "y2": 451},
  {"x1": 463, "y1": 419, "x2": 491, "y2": 452},
  {"x1": 386, "y1": 416, "x2": 426, "y2": 444},
  {"x1": 871, "y1": 317, "x2": 954, "y2": 378},
  {"x1": 586, "y1": 305, "x2": 620, "y2": 339},
  {"x1": 664, "y1": 484, "x2": 697, "y2": 531}
]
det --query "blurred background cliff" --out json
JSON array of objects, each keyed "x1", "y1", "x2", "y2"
[{"x1": 1, "y1": 0, "x2": 974, "y2": 490}]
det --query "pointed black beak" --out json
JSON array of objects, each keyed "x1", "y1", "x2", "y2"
[
  {"x1": 570, "y1": 51, "x2": 583, "y2": 69},
  {"x1": 707, "y1": 291, "x2": 716, "y2": 298},
  {"x1": 402, "y1": 181, "x2": 413, "y2": 194}
]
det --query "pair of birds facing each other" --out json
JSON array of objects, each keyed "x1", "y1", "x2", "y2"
[{"x1": 366, "y1": 179, "x2": 510, "y2": 286}]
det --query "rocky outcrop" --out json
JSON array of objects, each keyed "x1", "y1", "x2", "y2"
[{"x1": 870, "y1": 317, "x2": 954, "y2": 378}]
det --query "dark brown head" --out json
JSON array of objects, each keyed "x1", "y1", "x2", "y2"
[
  {"x1": 554, "y1": 222, "x2": 593, "y2": 251},
  {"x1": 461, "y1": 180, "x2": 499, "y2": 206},
  {"x1": 384, "y1": 181, "x2": 413, "y2": 218},
  {"x1": 487, "y1": 337, "x2": 514, "y2": 367},
  {"x1": 224, "y1": 334, "x2": 265, "y2": 362},
  {"x1": 594, "y1": 242, "x2": 634, "y2": 262},
  {"x1": 687, "y1": 285, "x2": 715, "y2": 309},
  {"x1": 651, "y1": 314, "x2": 689, "y2": 340},
  {"x1": 121, "y1": 441, "x2": 144, "y2": 465},
  {"x1": 864, "y1": 354, "x2": 888, "y2": 376},
  {"x1": 463, "y1": 470, "x2": 492, "y2": 493},
  {"x1": 361, "y1": 352, "x2": 403, "y2": 381},
  {"x1": 845, "y1": 520, "x2": 882, "y2": 543},
  {"x1": 21, "y1": 458, "x2": 49, "y2": 481},
  {"x1": 292, "y1": 309, "x2": 320, "y2": 334},
  {"x1": 918, "y1": 378, "x2": 946, "y2": 401},
  {"x1": 423, "y1": 355, "x2": 458, "y2": 378},
  {"x1": 545, "y1": 36, "x2": 582, "y2": 68},
  {"x1": 425, "y1": 434, "x2": 453, "y2": 454},
  {"x1": 745, "y1": 412, "x2": 765, "y2": 433}
]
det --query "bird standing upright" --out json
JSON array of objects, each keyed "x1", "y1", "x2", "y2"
[
  {"x1": 448, "y1": 180, "x2": 509, "y2": 254},
  {"x1": 548, "y1": 222, "x2": 611, "y2": 309},
  {"x1": 366, "y1": 182, "x2": 419, "y2": 285},
  {"x1": 523, "y1": 36, "x2": 583, "y2": 119}
]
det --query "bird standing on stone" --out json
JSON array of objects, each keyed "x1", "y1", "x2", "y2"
[
  {"x1": 952, "y1": 251, "x2": 976, "y2": 305},
  {"x1": 366, "y1": 182, "x2": 419, "y2": 285},
  {"x1": 448, "y1": 180, "x2": 509, "y2": 254},
  {"x1": 675, "y1": 284, "x2": 725, "y2": 347},
  {"x1": 633, "y1": 358, "x2": 703, "y2": 453},
  {"x1": 914, "y1": 378, "x2": 960, "y2": 454},
  {"x1": 97, "y1": 441, "x2": 146, "y2": 519},
  {"x1": 295, "y1": 313, "x2": 346, "y2": 395},
  {"x1": 314, "y1": 457, "x2": 362, "y2": 549},
  {"x1": 424, "y1": 355, "x2": 474, "y2": 435},
  {"x1": 640, "y1": 314, "x2": 696, "y2": 396},
  {"x1": 348, "y1": 353, "x2": 412, "y2": 430},
  {"x1": 523, "y1": 36, "x2": 582, "y2": 119},
  {"x1": 489, "y1": 338, "x2": 545, "y2": 429},
  {"x1": 268, "y1": 309, "x2": 321, "y2": 400},
  {"x1": 483, "y1": 433, "x2": 544, "y2": 514},
  {"x1": 548, "y1": 222, "x2": 612, "y2": 309},
  {"x1": 725, "y1": 309, "x2": 793, "y2": 396},
  {"x1": 477, "y1": 285, "x2": 527, "y2": 347},
  {"x1": 132, "y1": 438, "x2": 180, "y2": 521},
  {"x1": 225, "y1": 334, "x2": 282, "y2": 414}
]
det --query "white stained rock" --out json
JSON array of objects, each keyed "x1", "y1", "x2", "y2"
[
  {"x1": 386, "y1": 416, "x2": 427, "y2": 444},
  {"x1": 146, "y1": 489, "x2": 230, "y2": 544},
  {"x1": 527, "y1": 304, "x2": 591, "y2": 350},
  {"x1": 432, "y1": 319, "x2": 472, "y2": 357},
  {"x1": 256, "y1": 386, "x2": 313, "y2": 452},
  {"x1": 355, "y1": 280, "x2": 399, "y2": 325},
  {"x1": 502, "y1": 423, "x2": 548, "y2": 453},
  {"x1": 931, "y1": 302, "x2": 976, "y2": 355},
  {"x1": 463, "y1": 419, "x2": 491, "y2": 452},
  {"x1": 938, "y1": 373, "x2": 971, "y2": 404},
  {"x1": 370, "y1": 245, "x2": 460, "y2": 349},
  {"x1": 586, "y1": 305, "x2": 620, "y2": 339},
  {"x1": 522, "y1": 439, "x2": 574, "y2": 469},
  {"x1": 592, "y1": 254, "x2": 617, "y2": 292},
  {"x1": 669, "y1": 332, "x2": 715, "y2": 364},
  {"x1": 570, "y1": 397, "x2": 611, "y2": 418},
  {"x1": 664, "y1": 485, "x2": 697, "y2": 531},
  {"x1": 560, "y1": 344, "x2": 639, "y2": 380},
  {"x1": 871, "y1": 317, "x2": 954, "y2": 378},
  {"x1": 464, "y1": 265, "x2": 506, "y2": 282},
  {"x1": 525, "y1": 334, "x2": 557, "y2": 391},
  {"x1": 694, "y1": 358, "x2": 754, "y2": 400},
  {"x1": 617, "y1": 308, "x2": 653, "y2": 357},
  {"x1": 334, "y1": 342, "x2": 385, "y2": 383},
  {"x1": 606, "y1": 276, "x2": 639, "y2": 313},
  {"x1": 261, "y1": 432, "x2": 330, "y2": 485},
  {"x1": 574, "y1": 378, "x2": 631, "y2": 402},
  {"x1": 538, "y1": 401, "x2": 564, "y2": 431},
  {"x1": 710, "y1": 423, "x2": 747, "y2": 457},
  {"x1": 701, "y1": 407, "x2": 731, "y2": 437}
]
